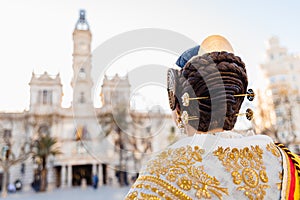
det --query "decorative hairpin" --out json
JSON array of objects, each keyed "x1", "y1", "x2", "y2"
[
  {"x1": 234, "y1": 89, "x2": 255, "y2": 101},
  {"x1": 181, "y1": 111, "x2": 199, "y2": 125},
  {"x1": 182, "y1": 89, "x2": 255, "y2": 107},
  {"x1": 235, "y1": 108, "x2": 254, "y2": 120},
  {"x1": 180, "y1": 108, "x2": 253, "y2": 126}
]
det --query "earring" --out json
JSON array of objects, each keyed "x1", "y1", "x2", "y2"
[
  {"x1": 236, "y1": 108, "x2": 254, "y2": 120},
  {"x1": 176, "y1": 110, "x2": 185, "y2": 135}
]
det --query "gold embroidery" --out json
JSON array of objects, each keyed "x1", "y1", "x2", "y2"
[
  {"x1": 232, "y1": 171, "x2": 242, "y2": 184},
  {"x1": 132, "y1": 175, "x2": 192, "y2": 200},
  {"x1": 125, "y1": 189, "x2": 164, "y2": 200},
  {"x1": 188, "y1": 165, "x2": 228, "y2": 199},
  {"x1": 144, "y1": 145, "x2": 228, "y2": 200},
  {"x1": 213, "y1": 145, "x2": 270, "y2": 200},
  {"x1": 140, "y1": 192, "x2": 162, "y2": 200},
  {"x1": 125, "y1": 191, "x2": 138, "y2": 200},
  {"x1": 259, "y1": 170, "x2": 268, "y2": 183},
  {"x1": 277, "y1": 172, "x2": 283, "y2": 190},
  {"x1": 147, "y1": 145, "x2": 204, "y2": 177},
  {"x1": 266, "y1": 143, "x2": 281, "y2": 157},
  {"x1": 242, "y1": 168, "x2": 259, "y2": 188},
  {"x1": 177, "y1": 176, "x2": 192, "y2": 191},
  {"x1": 266, "y1": 143, "x2": 283, "y2": 191}
]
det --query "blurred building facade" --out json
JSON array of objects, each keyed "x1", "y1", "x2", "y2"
[
  {"x1": 257, "y1": 37, "x2": 300, "y2": 153},
  {"x1": 0, "y1": 10, "x2": 175, "y2": 191}
]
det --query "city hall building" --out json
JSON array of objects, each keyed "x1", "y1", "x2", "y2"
[{"x1": 0, "y1": 10, "x2": 175, "y2": 191}]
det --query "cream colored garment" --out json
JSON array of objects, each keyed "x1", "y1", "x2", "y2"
[{"x1": 125, "y1": 132, "x2": 283, "y2": 200}]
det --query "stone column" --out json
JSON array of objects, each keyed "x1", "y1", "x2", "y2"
[
  {"x1": 98, "y1": 164, "x2": 102, "y2": 186},
  {"x1": 107, "y1": 165, "x2": 117, "y2": 186},
  {"x1": 61, "y1": 165, "x2": 66, "y2": 188},
  {"x1": 92, "y1": 164, "x2": 97, "y2": 175},
  {"x1": 67, "y1": 165, "x2": 72, "y2": 187}
]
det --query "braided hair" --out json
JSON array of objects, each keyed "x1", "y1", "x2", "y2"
[{"x1": 177, "y1": 51, "x2": 248, "y2": 131}]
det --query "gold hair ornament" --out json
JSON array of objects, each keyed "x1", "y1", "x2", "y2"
[
  {"x1": 180, "y1": 108, "x2": 253, "y2": 126},
  {"x1": 235, "y1": 108, "x2": 254, "y2": 120},
  {"x1": 182, "y1": 89, "x2": 255, "y2": 107},
  {"x1": 181, "y1": 111, "x2": 199, "y2": 125}
]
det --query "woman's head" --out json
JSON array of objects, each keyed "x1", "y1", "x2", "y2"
[{"x1": 168, "y1": 36, "x2": 248, "y2": 132}]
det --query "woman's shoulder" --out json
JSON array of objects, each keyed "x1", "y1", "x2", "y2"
[
  {"x1": 125, "y1": 132, "x2": 283, "y2": 200},
  {"x1": 169, "y1": 131, "x2": 275, "y2": 150}
]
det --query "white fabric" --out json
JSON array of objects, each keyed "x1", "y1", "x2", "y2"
[{"x1": 127, "y1": 132, "x2": 283, "y2": 200}]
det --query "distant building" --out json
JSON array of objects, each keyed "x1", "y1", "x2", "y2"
[
  {"x1": 258, "y1": 36, "x2": 300, "y2": 153},
  {"x1": 0, "y1": 10, "x2": 175, "y2": 191}
]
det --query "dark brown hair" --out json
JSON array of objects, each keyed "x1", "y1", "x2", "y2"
[{"x1": 177, "y1": 51, "x2": 248, "y2": 131}]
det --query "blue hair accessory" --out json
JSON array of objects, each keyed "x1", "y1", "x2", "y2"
[{"x1": 175, "y1": 45, "x2": 200, "y2": 68}]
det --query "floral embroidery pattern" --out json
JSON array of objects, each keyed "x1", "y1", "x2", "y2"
[
  {"x1": 144, "y1": 145, "x2": 228, "y2": 200},
  {"x1": 213, "y1": 145, "x2": 270, "y2": 200},
  {"x1": 128, "y1": 176, "x2": 191, "y2": 200},
  {"x1": 126, "y1": 191, "x2": 138, "y2": 200},
  {"x1": 266, "y1": 143, "x2": 281, "y2": 158},
  {"x1": 277, "y1": 172, "x2": 283, "y2": 190},
  {"x1": 140, "y1": 192, "x2": 162, "y2": 200}
]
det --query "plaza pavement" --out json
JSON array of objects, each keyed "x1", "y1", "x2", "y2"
[{"x1": 5, "y1": 186, "x2": 130, "y2": 200}]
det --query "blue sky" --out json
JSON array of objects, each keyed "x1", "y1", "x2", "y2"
[{"x1": 0, "y1": 0, "x2": 299, "y2": 111}]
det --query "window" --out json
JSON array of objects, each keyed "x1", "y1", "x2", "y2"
[
  {"x1": 39, "y1": 90, "x2": 53, "y2": 105},
  {"x1": 80, "y1": 92, "x2": 85, "y2": 103},
  {"x1": 43, "y1": 90, "x2": 48, "y2": 104},
  {"x1": 21, "y1": 163, "x2": 25, "y2": 174},
  {"x1": 3, "y1": 129, "x2": 11, "y2": 140},
  {"x1": 79, "y1": 68, "x2": 85, "y2": 73}
]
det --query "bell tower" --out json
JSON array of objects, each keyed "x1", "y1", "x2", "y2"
[{"x1": 71, "y1": 10, "x2": 93, "y2": 109}]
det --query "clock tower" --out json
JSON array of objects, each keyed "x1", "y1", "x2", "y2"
[{"x1": 71, "y1": 10, "x2": 93, "y2": 112}]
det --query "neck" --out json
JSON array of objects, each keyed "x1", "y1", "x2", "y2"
[{"x1": 185, "y1": 125, "x2": 224, "y2": 136}]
